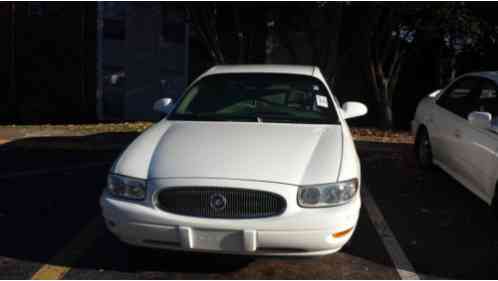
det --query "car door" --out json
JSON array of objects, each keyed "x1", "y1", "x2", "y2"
[
  {"x1": 456, "y1": 78, "x2": 498, "y2": 204},
  {"x1": 431, "y1": 77, "x2": 481, "y2": 175}
]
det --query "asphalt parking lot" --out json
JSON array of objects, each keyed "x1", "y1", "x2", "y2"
[{"x1": 0, "y1": 133, "x2": 497, "y2": 279}]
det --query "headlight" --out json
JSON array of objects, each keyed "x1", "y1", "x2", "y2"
[
  {"x1": 107, "y1": 174, "x2": 146, "y2": 201},
  {"x1": 297, "y1": 179, "x2": 358, "y2": 207}
]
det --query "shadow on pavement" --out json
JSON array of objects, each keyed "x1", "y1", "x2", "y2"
[
  {"x1": 0, "y1": 132, "x2": 138, "y2": 173},
  {"x1": 0, "y1": 133, "x2": 137, "y2": 277},
  {"x1": 0, "y1": 135, "x2": 407, "y2": 279},
  {"x1": 0, "y1": 132, "x2": 259, "y2": 278},
  {"x1": 3, "y1": 136, "x2": 496, "y2": 278}
]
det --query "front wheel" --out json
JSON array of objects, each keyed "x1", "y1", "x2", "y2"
[{"x1": 415, "y1": 128, "x2": 433, "y2": 170}]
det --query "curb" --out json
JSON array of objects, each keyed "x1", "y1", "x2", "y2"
[{"x1": 4, "y1": 142, "x2": 127, "y2": 151}]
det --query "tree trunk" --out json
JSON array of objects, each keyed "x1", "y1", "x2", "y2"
[
  {"x1": 375, "y1": 78, "x2": 394, "y2": 130},
  {"x1": 368, "y1": 58, "x2": 396, "y2": 130},
  {"x1": 186, "y1": 6, "x2": 225, "y2": 64},
  {"x1": 450, "y1": 56, "x2": 457, "y2": 80},
  {"x1": 233, "y1": 7, "x2": 245, "y2": 63},
  {"x1": 379, "y1": 96, "x2": 394, "y2": 129},
  {"x1": 279, "y1": 30, "x2": 298, "y2": 64},
  {"x1": 9, "y1": 3, "x2": 18, "y2": 121},
  {"x1": 449, "y1": 32, "x2": 457, "y2": 80}
]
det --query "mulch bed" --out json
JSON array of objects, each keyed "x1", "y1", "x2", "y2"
[{"x1": 0, "y1": 124, "x2": 414, "y2": 151}]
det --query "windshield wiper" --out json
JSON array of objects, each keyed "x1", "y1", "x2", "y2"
[
  {"x1": 170, "y1": 113, "x2": 258, "y2": 122},
  {"x1": 255, "y1": 114, "x2": 333, "y2": 124}
]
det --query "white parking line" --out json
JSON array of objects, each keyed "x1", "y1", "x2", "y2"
[
  {"x1": 0, "y1": 162, "x2": 110, "y2": 180},
  {"x1": 363, "y1": 187, "x2": 420, "y2": 280}
]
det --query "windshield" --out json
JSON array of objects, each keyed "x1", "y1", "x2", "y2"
[{"x1": 169, "y1": 73, "x2": 339, "y2": 124}]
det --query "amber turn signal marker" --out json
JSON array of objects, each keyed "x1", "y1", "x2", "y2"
[{"x1": 332, "y1": 227, "x2": 353, "y2": 238}]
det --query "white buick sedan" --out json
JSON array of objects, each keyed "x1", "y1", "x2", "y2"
[
  {"x1": 100, "y1": 65, "x2": 368, "y2": 256},
  {"x1": 413, "y1": 72, "x2": 498, "y2": 214}
]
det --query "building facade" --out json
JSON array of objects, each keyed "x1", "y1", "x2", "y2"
[
  {"x1": 97, "y1": 2, "x2": 189, "y2": 121},
  {"x1": 1, "y1": 2, "x2": 189, "y2": 124}
]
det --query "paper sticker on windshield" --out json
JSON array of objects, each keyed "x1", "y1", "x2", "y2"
[{"x1": 315, "y1": 95, "x2": 329, "y2": 108}]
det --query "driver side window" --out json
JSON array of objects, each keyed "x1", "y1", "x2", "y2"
[{"x1": 437, "y1": 77, "x2": 480, "y2": 119}]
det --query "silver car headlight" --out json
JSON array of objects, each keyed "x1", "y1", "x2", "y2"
[
  {"x1": 107, "y1": 174, "x2": 146, "y2": 201},
  {"x1": 297, "y1": 179, "x2": 358, "y2": 207}
]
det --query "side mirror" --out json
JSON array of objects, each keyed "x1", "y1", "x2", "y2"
[
  {"x1": 468, "y1": 111, "x2": 492, "y2": 128},
  {"x1": 428, "y1": 89, "x2": 441, "y2": 98},
  {"x1": 153, "y1": 98, "x2": 173, "y2": 114},
  {"x1": 342, "y1": 101, "x2": 368, "y2": 119}
]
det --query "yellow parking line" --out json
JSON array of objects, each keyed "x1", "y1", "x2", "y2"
[
  {"x1": 31, "y1": 217, "x2": 101, "y2": 280},
  {"x1": 31, "y1": 265, "x2": 71, "y2": 280}
]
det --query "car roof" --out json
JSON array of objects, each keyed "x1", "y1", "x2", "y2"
[
  {"x1": 462, "y1": 71, "x2": 498, "y2": 84},
  {"x1": 203, "y1": 64, "x2": 317, "y2": 77},
  {"x1": 188, "y1": 64, "x2": 330, "y2": 92}
]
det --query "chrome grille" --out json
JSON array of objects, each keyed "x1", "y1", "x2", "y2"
[{"x1": 155, "y1": 187, "x2": 286, "y2": 219}]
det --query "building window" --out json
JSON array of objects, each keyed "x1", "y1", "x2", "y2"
[
  {"x1": 29, "y1": 2, "x2": 45, "y2": 16},
  {"x1": 103, "y1": 2, "x2": 127, "y2": 40},
  {"x1": 104, "y1": 19, "x2": 126, "y2": 40},
  {"x1": 161, "y1": 6, "x2": 185, "y2": 45},
  {"x1": 160, "y1": 69, "x2": 185, "y2": 99},
  {"x1": 161, "y1": 22, "x2": 185, "y2": 45},
  {"x1": 103, "y1": 66, "x2": 126, "y2": 119}
]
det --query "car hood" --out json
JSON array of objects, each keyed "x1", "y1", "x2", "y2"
[{"x1": 113, "y1": 120, "x2": 343, "y2": 186}]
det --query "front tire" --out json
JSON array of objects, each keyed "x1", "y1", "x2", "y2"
[{"x1": 415, "y1": 128, "x2": 433, "y2": 170}]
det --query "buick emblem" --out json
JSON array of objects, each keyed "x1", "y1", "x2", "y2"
[{"x1": 209, "y1": 193, "x2": 227, "y2": 211}]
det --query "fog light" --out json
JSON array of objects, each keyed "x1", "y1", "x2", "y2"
[{"x1": 332, "y1": 227, "x2": 353, "y2": 238}]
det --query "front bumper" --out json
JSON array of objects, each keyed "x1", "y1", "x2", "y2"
[{"x1": 100, "y1": 178, "x2": 361, "y2": 256}]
